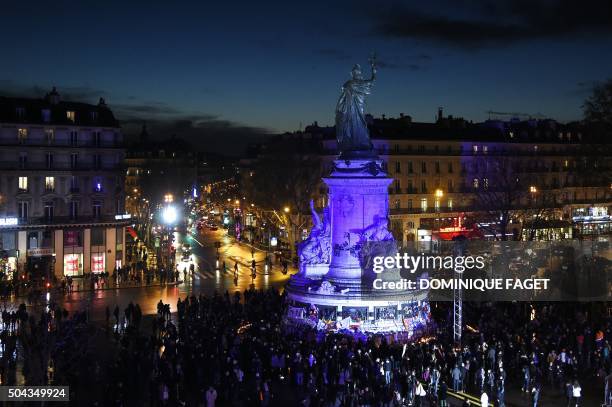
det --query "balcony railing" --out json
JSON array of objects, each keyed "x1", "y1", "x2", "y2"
[
  {"x1": 4, "y1": 215, "x2": 131, "y2": 227},
  {"x1": 0, "y1": 139, "x2": 123, "y2": 148},
  {"x1": 0, "y1": 162, "x2": 120, "y2": 171}
]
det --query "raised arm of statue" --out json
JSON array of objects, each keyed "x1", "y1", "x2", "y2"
[{"x1": 368, "y1": 54, "x2": 377, "y2": 81}]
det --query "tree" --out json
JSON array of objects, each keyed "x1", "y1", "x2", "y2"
[
  {"x1": 583, "y1": 79, "x2": 612, "y2": 126},
  {"x1": 242, "y1": 153, "x2": 324, "y2": 254},
  {"x1": 469, "y1": 154, "x2": 554, "y2": 241}
]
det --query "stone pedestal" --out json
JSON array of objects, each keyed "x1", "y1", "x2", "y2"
[
  {"x1": 285, "y1": 157, "x2": 430, "y2": 334},
  {"x1": 324, "y1": 159, "x2": 392, "y2": 284}
]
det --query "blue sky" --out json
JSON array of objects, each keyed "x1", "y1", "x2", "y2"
[{"x1": 1, "y1": 0, "x2": 611, "y2": 151}]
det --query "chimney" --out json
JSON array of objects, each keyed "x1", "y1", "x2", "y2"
[
  {"x1": 437, "y1": 106, "x2": 443, "y2": 121},
  {"x1": 98, "y1": 97, "x2": 107, "y2": 108},
  {"x1": 47, "y1": 86, "x2": 60, "y2": 105}
]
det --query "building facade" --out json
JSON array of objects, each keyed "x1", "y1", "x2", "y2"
[
  {"x1": 244, "y1": 114, "x2": 612, "y2": 247},
  {"x1": 0, "y1": 88, "x2": 129, "y2": 280}
]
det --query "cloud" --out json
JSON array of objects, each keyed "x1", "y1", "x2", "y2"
[
  {"x1": 0, "y1": 80, "x2": 107, "y2": 101},
  {"x1": 116, "y1": 106, "x2": 271, "y2": 155},
  {"x1": 371, "y1": 0, "x2": 612, "y2": 49},
  {"x1": 0, "y1": 80, "x2": 271, "y2": 155}
]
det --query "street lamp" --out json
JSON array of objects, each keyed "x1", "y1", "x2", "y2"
[
  {"x1": 434, "y1": 189, "x2": 443, "y2": 231},
  {"x1": 162, "y1": 205, "x2": 178, "y2": 224},
  {"x1": 162, "y1": 205, "x2": 178, "y2": 268},
  {"x1": 283, "y1": 206, "x2": 290, "y2": 213}
]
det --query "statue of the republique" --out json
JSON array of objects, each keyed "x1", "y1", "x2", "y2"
[{"x1": 335, "y1": 55, "x2": 377, "y2": 157}]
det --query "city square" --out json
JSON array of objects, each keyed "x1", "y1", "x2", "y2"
[{"x1": 0, "y1": 1, "x2": 611, "y2": 406}]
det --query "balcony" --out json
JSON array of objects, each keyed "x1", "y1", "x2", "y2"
[
  {"x1": 3, "y1": 214, "x2": 131, "y2": 228},
  {"x1": 0, "y1": 138, "x2": 123, "y2": 149},
  {"x1": 0, "y1": 162, "x2": 119, "y2": 172}
]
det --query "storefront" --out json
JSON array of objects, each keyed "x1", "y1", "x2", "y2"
[
  {"x1": 63, "y1": 253, "x2": 83, "y2": 276},
  {"x1": 63, "y1": 230, "x2": 83, "y2": 276},
  {"x1": 521, "y1": 220, "x2": 573, "y2": 241},
  {"x1": 572, "y1": 206, "x2": 612, "y2": 237},
  {"x1": 0, "y1": 228, "x2": 18, "y2": 275}
]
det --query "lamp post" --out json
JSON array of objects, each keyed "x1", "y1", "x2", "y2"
[
  {"x1": 162, "y1": 204, "x2": 178, "y2": 268},
  {"x1": 435, "y1": 189, "x2": 443, "y2": 232}
]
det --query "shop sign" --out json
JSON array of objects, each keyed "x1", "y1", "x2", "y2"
[
  {"x1": 27, "y1": 248, "x2": 53, "y2": 257},
  {"x1": 0, "y1": 217, "x2": 18, "y2": 227}
]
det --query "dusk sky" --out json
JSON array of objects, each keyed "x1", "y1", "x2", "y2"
[{"x1": 1, "y1": 0, "x2": 612, "y2": 151}]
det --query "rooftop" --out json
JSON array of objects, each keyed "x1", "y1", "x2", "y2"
[{"x1": 0, "y1": 87, "x2": 119, "y2": 127}]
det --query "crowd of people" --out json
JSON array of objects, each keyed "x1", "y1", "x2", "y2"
[{"x1": 0, "y1": 288, "x2": 609, "y2": 406}]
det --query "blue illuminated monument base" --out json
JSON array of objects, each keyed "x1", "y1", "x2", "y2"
[{"x1": 286, "y1": 158, "x2": 430, "y2": 335}]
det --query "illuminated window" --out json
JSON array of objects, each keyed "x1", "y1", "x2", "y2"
[
  {"x1": 420, "y1": 198, "x2": 428, "y2": 212},
  {"x1": 394, "y1": 199, "x2": 400, "y2": 209},
  {"x1": 17, "y1": 128, "x2": 28, "y2": 142},
  {"x1": 483, "y1": 145, "x2": 488, "y2": 154},
  {"x1": 434, "y1": 199, "x2": 440, "y2": 211},
  {"x1": 45, "y1": 176, "x2": 55, "y2": 191},
  {"x1": 448, "y1": 199, "x2": 453, "y2": 210},
  {"x1": 472, "y1": 145, "x2": 478, "y2": 153},
  {"x1": 18, "y1": 176, "x2": 28, "y2": 191},
  {"x1": 93, "y1": 178, "x2": 103, "y2": 192},
  {"x1": 66, "y1": 110, "x2": 76, "y2": 122},
  {"x1": 483, "y1": 178, "x2": 489, "y2": 189},
  {"x1": 473, "y1": 178, "x2": 479, "y2": 188}
]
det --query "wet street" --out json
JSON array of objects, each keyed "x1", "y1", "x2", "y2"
[{"x1": 28, "y1": 227, "x2": 292, "y2": 321}]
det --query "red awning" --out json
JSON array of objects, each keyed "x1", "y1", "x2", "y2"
[{"x1": 126, "y1": 226, "x2": 138, "y2": 239}]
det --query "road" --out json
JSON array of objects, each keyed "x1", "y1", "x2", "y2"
[{"x1": 44, "y1": 227, "x2": 292, "y2": 321}]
